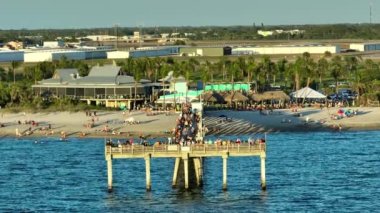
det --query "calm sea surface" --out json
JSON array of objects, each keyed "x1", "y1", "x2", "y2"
[{"x1": 0, "y1": 131, "x2": 379, "y2": 212}]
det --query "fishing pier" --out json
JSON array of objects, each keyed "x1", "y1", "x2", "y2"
[{"x1": 105, "y1": 142, "x2": 266, "y2": 191}]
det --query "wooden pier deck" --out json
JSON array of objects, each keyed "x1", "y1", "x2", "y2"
[{"x1": 105, "y1": 143, "x2": 266, "y2": 191}]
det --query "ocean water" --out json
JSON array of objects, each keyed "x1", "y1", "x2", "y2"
[{"x1": 0, "y1": 131, "x2": 379, "y2": 212}]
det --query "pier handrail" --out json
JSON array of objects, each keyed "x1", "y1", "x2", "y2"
[{"x1": 105, "y1": 143, "x2": 265, "y2": 156}]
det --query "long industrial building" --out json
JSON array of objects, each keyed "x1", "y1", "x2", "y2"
[
  {"x1": 232, "y1": 44, "x2": 340, "y2": 55},
  {"x1": 24, "y1": 46, "x2": 113, "y2": 62},
  {"x1": 349, "y1": 43, "x2": 380, "y2": 52},
  {"x1": 0, "y1": 49, "x2": 24, "y2": 62},
  {"x1": 1, "y1": 43, "x2": 343, "y2": 63}
]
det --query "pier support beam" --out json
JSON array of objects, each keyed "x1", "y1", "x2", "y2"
[
  {"x1": 172, "y1": 157, "x2": 181, "y2": 188},
  {"x1": 145, "y1": 154, "x2": 151, "y2": 191},
  {"x1": 222, "y1": 154, "x2": 228, "y2": 191},
  {"x1": 106, "y1": 157, "x2": 113, "y2": 192},
  {"x1": 193, "y1": 157, "x2": 203, "y2": 187},
  {"x1": 260, "y1": 153, "x2": 266, "y2": 191},
  {"x1": 183, "y1": 153, "x2": 189, "y2": 190}
]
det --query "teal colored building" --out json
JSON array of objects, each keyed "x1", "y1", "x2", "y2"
[{"x1": 204, "y1": 83, "x2": 250, "y2": 92}]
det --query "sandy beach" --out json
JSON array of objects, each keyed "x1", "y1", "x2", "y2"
[
  {"x1": 1, "y1": 107, "x2": 380, "y2": 139},
  {"x1": 204, "y1": 107, "x2": 380, "y2": 135},
  {"x1": 0, "y1": 110, "x2": 178, "y2": 139}
]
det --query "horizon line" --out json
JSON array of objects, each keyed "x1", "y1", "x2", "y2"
[{"x1": 0, "y1": 22, "x2": 377, "y2": 31}]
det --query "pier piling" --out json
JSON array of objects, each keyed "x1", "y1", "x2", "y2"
[
  {"x1": 145, "y1": 154, "x2": 151, "y2": 191},
  {"x1": 222, "y1": 154, "x2": 228, "y2": 191},
  {"x1": 193, "y1": 158, "x2": 203, "y2": 187},
  {"x1": 106, "y1": 157, "x2": 113, "y2": 192},
  {"x1": 260, "y1": 153, "x2": 266, "y2": 191},
  {"x1": 183, "y1": 153, "x2": 189, "y2": 190},
  {"x1": 172, "y1": 157, "x2": 181, "y2": 188}
]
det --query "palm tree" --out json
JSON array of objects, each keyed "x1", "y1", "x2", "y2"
[
  {"x1": 229, "y1": 62, "x2": 240, "y2": 91},
  {"x1": 330, "y1": 56, "x2": 344, "y2": 93},
  {"x1": 180, "y1": 61, "x2": 192, "y2": 103},
  {"x1": 258, "y1": 56, "x2": 276, "y2": 89},
  {"x1": 358, "y1": 59, "x2": 380, "y2": 95},
  {"x1": 11, "y1": 61, "x2": 21, "y2": 84},
  {"x1": 276, "y1": 58, "x2": 287, "y2": 87},
  {"x1": 216, "y1": 57, "x2": 227, "y2": 81},
  {"x1": 316, "y1": 57, "x2": 329, "y2": 90},
  {"x1": 246, "y1": 56, "x2": 256, "y2": 83},
  {"x1": 200, "y1": 64, "x2": 210, "y2": 91},
  {"x1": 204, "y1": 60, "x2": 214, "y2": 82},
  {"x1": 159, "y1": 64, "x2": 170, "y2": 110},
  {"x1": 152, "y1": 57, "x2": 164, "y2": 82},
  {"x1": 237, "y1": 56, "x2": 247, "y2": 82},
  {"x1": 133, "y1": 66, "x2": 143, "y2": 110},
  {"x1": 344, "y1": 56, "x2": 360, "y2": 94},
  {"x1": 301, "y1": 53, "x2": 316, "y2": 88},
  {"x1": 171, "y1": 63, "x2": 181, "y2": 111}
]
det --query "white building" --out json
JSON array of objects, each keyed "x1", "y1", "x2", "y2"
[
  {"x1": 107, "y1": 51, "x2": 130, "y2": 59},
  {"x1": 350, "y1": 43, "x2": 380, "y2": 52},
  {"x1": 23, "y1": 46, "x2": 112, "y2": 63},
  {"x1": 83, "y1": 35, "x2": 117, "y2": 41},
  {"x1": 43, "y1": 41, "x2": 65, "y2": 48},
  {"x1": 257, "y1": 30, "x2": 274, "y2": 37},
  {"x1": 232, "y1": 44, "x2": 340, "y2": 55},
  {"x1": 24, "y1": 51, "x2": 52, "y2": 62}
]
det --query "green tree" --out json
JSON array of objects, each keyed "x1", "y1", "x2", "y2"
[
  {"x1": 0, "y1": 83, "x2": 10, "y2": 106},
  {"x1": 0, "y1": 67, "x2": 7, "y2": 82},
  {"x1": 76, "y1": 62, "x2": 90, "y2": 77}
]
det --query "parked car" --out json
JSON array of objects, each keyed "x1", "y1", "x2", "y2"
[
  {"x1": 338, "y1": 89, "x2": 356, "y2": 100},
  {"x1": 328, "y1": 94, "x2": 340, "y2": 100}
]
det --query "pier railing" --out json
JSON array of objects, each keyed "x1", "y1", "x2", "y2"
[{"x1": 105, "y1": 143, "x2": 265, "y2": 158}]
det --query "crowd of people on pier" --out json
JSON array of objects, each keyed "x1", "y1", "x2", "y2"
[
  {"x1": 105, "y1": 136, "x2": 265, "y2": 148},
  {"x1": 173, "y1": 103, "x2": 202, "y2": 145}
]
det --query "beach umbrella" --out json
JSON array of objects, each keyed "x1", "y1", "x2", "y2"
[
  {"x1": 249, "y1": 93, "x2": 264, "y2": 102},
  {"x1": 224, "y1": 91, "x2": 249, "y2": 103},
  {"x1": 200, "y1": 91, "x2": 213, "y2": 102},
  {"x1": 262, "y1": 91, "x2": 290, "y2": 101},
  {"x1": 199, "y1": 91, "x2": 224, "y2": 103}
]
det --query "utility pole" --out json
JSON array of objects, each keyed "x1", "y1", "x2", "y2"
[
  {"x1": 139, "y1": 25, "x2": 142, "y2": 48},
  {"x1": 114, "y1": 24, "x2": 119, "y2": 50},
  {"x1": 370, "y1": 2, "x2": 373, "y2": 24}
]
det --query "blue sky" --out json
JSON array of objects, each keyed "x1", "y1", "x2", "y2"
[{"x1": 1, "y1": 0, "x2": 378, "y2": 29}]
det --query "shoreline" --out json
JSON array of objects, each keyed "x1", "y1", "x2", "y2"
[{"x1": 1, "y1": 107, "x2": 380, "y2": 140}]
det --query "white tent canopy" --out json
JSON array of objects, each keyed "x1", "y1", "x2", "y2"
[{"x1": 291, "y1": 87, "x2": 326, "y2": 99}]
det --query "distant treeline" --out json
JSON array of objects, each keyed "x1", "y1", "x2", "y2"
[
  {"x1": 1, "y1": 24, "x2": 380, "y2": 44},
  {"x1": 1, "y1": 53, "x2": 380, "y2": 111}
]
